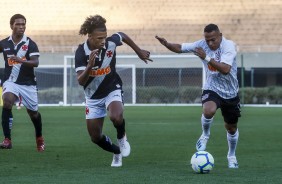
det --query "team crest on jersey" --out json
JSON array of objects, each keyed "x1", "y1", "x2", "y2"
[
  {"x1": 106, "y1": 50, "x2": 113, "y2": 58},
  {"x1": 215, "y1": 50, "x2": 221, "y2": 61},
  {"x1": 22, "y1": 45, "x2": 28, "y2": 51}
]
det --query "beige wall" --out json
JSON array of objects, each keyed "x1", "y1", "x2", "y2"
[{"x1": 1, "y1": 0, "x2": 282, "y2": 54}]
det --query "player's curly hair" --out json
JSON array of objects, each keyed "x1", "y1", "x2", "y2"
[{"x1": 79, "y1": 15, "x2": 107, "y2": 35}]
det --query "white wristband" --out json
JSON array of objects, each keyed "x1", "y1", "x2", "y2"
[{"x1": 204, "y1": 56, "x2": 212, "y2": 63}]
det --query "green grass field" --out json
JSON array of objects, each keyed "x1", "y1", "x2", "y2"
[{"x1": 1, "y1": 106, "x2": 282, "y2": 184}]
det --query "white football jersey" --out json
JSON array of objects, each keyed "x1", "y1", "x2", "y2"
[{"x1": 181, "y1": 37, "x2": 239, "y2": 99}]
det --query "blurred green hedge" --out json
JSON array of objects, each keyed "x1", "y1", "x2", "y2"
[
  {"x1": 136, "y1": 86, "x2": 202, "y2": 103},
  {"x1": 240, "y1": 86, "x2": 282, "y2": 104},
  {"x1": 37, "y1": 86, "x2": 282, "y2": 104}
]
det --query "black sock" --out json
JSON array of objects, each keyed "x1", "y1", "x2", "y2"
[
  {"x1": 31, "y1": 112, "x2": 42, "y2": 137},
  {"x1": 9, "y1": 113, "x2": 13, "y2": 130},
  {"x1": 96, "y1": 135, "x2": 120, "y2": 154},
  {"x1": 114, "y1": 119, "x2": 125, "y2": 139},
  {"x1": 2, "y1": 108, "x2": 12, "y2": 140}
]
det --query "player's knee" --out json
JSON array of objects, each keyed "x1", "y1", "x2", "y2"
[
  {"x1": 109, "y1": 113, "x2": 123, "y2": 124},
  {"x1": 203, "y1": 109, "x2": 216, "y2": 119},
  {"x1": 224, "y1": 115, "x2": 238, "y2": 125},
  {"x1": 2, "y1": 100, "x2": 14, "y2": 109},
  {"x1": 225, "y1": 124, "x2": 237, "y2": 134},
  {"x1": 28, "y1": 111, "x2": 39, "y2": 120}
]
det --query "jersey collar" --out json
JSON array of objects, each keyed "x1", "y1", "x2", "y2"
[
  {"x1": 84, "y1": 40, "x2": 106, "y2": 56},
  {"x1": 8, "y1": 35, "x2": 28, "y2": 45}
]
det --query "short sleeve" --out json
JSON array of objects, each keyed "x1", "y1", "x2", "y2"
[
  {"x1": 181, "y1": 40, "x2": 203, "y2": 53},
  {"x1": 220, "y1": 41, "x2": 237, "y2": 66},
  {"x1": 75, "y1": 45, "x2": 87, "y2": 72},
  {"x1": 108, "y1": 33, "x2": 123, "y2": 46},
  {"x1": 0, "y1": 40, "x2": 3, "y2": 53},
  {"x1": 28, "y1": 40, "x2": 40, "y2": 57}
]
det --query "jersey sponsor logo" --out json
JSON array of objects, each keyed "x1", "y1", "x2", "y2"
[
  {"x1": 106, "y1": 50, "x2": 113, "y2": 58},
  {"x1": 89, "y1": 66, "x2": 111, "y2": 77},
  {"x1": 215, "y1": 51, "x2": 221, "y2": 61},
  {"x1": 8, "y1": 57, "x2": 26, "y2": 66},
  {"x1": 208, "y1": 64, "x2": 217, "y2": 72},
  {"x1": 4, "y1": 48, "x2": 10, "y2": 51},
  {"x1": 21, "y1": 45, "x2": 28, "y2": 51}
]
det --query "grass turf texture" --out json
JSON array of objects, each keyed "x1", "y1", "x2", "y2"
[{"x1": 0, "y1": 106, "x2": 281, "y2": 184}]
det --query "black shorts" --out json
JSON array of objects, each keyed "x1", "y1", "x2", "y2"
[{"x1": 201, "y1": 90, "x2": 241, "y2": 124}]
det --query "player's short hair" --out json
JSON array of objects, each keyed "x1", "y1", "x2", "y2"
[
  {"x1": 79, "y1": 15, "x2": 107, "y2": 35},
  {"x1": 10, "y1": 14, "x2": 26, "y2": 25},
  {"x1": 204, "y1": 24, "x2": 220, "y2": 33}
]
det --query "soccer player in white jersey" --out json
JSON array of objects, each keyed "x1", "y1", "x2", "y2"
[
  {"x1": 156, "y1": 24, "x2": 241, "y2": 168},
  {"x1": 0, "y1": 14, "x2": 45, "y2": 151},
  {"x1": 75, "y1": 15, "x2": 152, "y2": 167}
]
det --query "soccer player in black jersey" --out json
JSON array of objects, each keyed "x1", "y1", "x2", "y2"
[
  {"x1": 0, "y1": 14, "x2": 45, "y2": 151},
  {"x1": 75, "y1": 15, "x2": 152, "y2": 167}
]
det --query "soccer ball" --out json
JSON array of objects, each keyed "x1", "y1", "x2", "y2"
[{"x1": 190, "y1": 151, "x2": 214, "y2": 173}]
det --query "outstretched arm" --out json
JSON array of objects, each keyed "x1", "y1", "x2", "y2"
[
  {"x1": 155, "y1": 35, "x2": 182, "y2": 53},
  {"x1": 118, "y1": 32, "x2": 152, "y2": 64}
]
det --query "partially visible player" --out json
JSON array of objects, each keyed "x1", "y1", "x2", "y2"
[
  {"x1": 156, "y1": 24, "x2": 241, "y2": 168},
  {"x1": 0, "y1": 14, "x2": 45, "y2": 151},
  {"x1": 75, "y1": 15, "x2": 152, "y2": 167},
  {"x1": 0, "y1": 80, "x2": 13, "y2": 131}
]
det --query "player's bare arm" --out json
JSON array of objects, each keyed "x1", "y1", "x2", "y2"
[
  {"x1": 155, "y1": 35, "x2": 182, "y2": 53},
  {"x1": 77, "y1": 49, "x2": 98, "y2": 86},
  {"x1": 194, "y1": 47, "x2": 231, "y2": 75},
  {"x1": 9, "y1": 55, "x2": 39, "y2": 67},
  {"x1": 118, "y1": 32, "x2": 152, "y2": 64}
]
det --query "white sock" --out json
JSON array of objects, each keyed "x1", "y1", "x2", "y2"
[
  {"x1": 227, "y1": 129, "x2": 239, "y2": 157},
  {"x1": 201, "y1": 114, "x2": 213, "y2": 137}
]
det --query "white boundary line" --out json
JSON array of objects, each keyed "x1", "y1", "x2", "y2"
[{"x1": 37, "y1": 103, "x2": 282, "y2": 107}]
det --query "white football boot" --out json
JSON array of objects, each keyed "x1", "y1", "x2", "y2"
[
  {"x1": 227, "y1": 156, "x2": 239, "y2": 168},
  {"x1": 111, "y1": 154, "x2": 122, "y2": 167},
  {"x1": 117, "y1": 134, "x2": 131, "y2": 157},
  {"x1": 196, "y1": 134, "x2": 209, "y2": 151}
]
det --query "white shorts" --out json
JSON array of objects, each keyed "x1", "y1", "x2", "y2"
[
  {"x1": 85, "y1": 89, "x2": 123, "y2": 119},
  {"x1": 2, "y1": 81, "x2": 39, "y2": 111}
]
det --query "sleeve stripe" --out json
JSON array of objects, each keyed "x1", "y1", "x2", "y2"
[
  {"x1": 75, "y1": 66, "x2": 86, "y2": 72},
  {"x1": 30, "y1": 52, "x2": 40, "y2": 56}
]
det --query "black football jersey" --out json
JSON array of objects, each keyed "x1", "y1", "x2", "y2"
[
  {"x1": 75, "y1": 33, "x2": 123, "y2": 99},
  {"x1": 0, "y1": 35, "x2": 40, "y2": 85}
]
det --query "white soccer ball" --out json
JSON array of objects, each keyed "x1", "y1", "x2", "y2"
[{"x1": 190, "y1": 151, "x2": 214, "y2": 173}]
